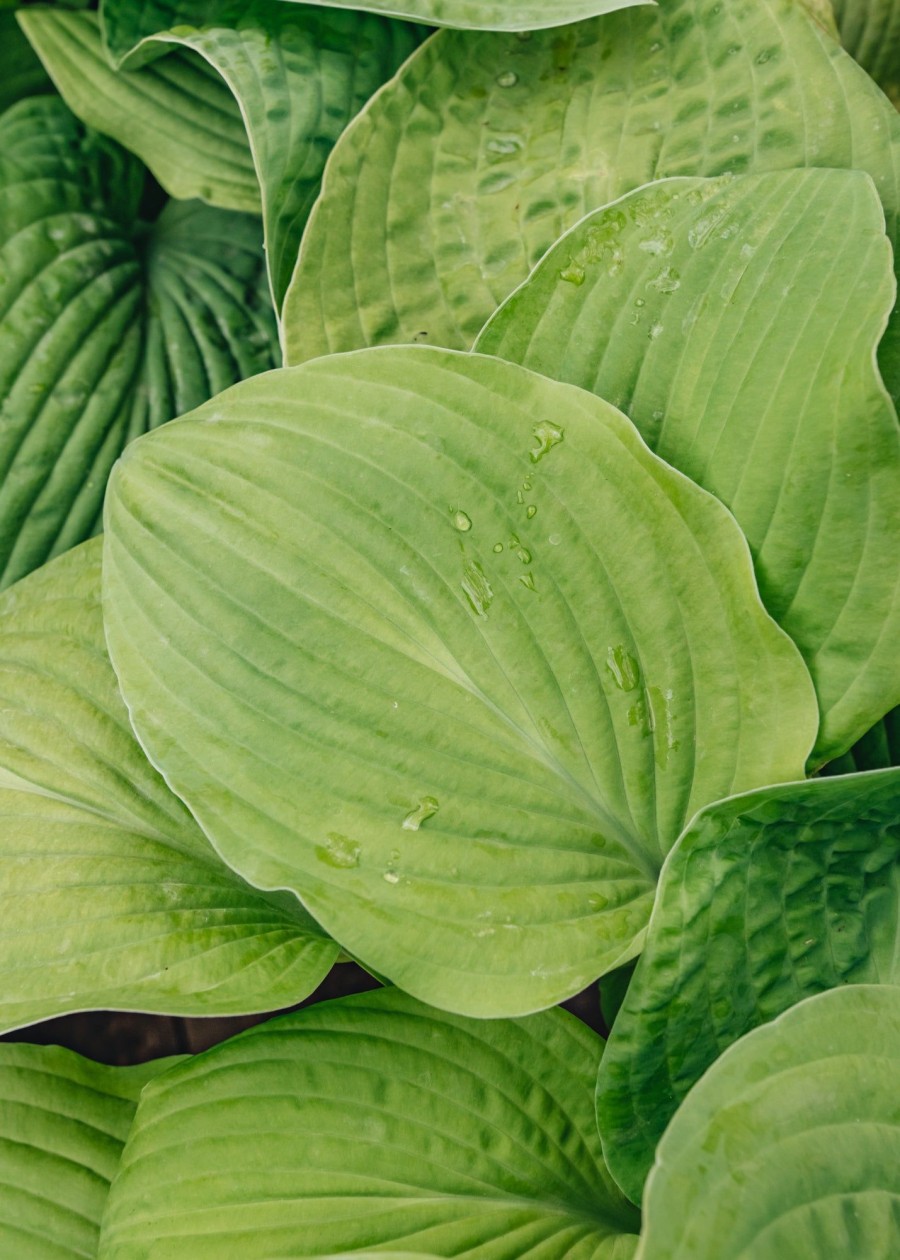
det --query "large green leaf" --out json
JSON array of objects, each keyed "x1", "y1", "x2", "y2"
[
  {"x1": 0, "y1": 95, "x2": 277, "y2": 589},
  {"x1": 252, "y1": 0, "x2": 653, "y2": 32},
  {"x1": 102, "y1": 347, "x2": 817, "y2": 1017},
  {"x1": 833, "y1": 0, "x2": 900, "y2": 105},
  {"x1": 20, "y1": 11, "x2": 258, "y2": 213},
  {"x1": 0, "y1": 11, "x2": 52, "y2": 113},
  {"x1": 595, "y1": 768, "x2": 900, "y2": 1204},
  {"x1": 0, "y1": 539, "x2": 338, "y2": 1033},
  {"x1": 477, "y1": 170, "x2": 900, "y2": 765},
  {"x1": 99, "y1": 989, "x2": 640, "y2": 1258},
  {"x1": 283, "y1": 0, "x2": 900, "y2": 406},
  {"x1": 23, "y1": 6, "x2": 421, "y2": 311},
  {"x1": 636, "y1": 985, "x2": 900, "y2": 1259},
  {"x1": 0, "y1": 1042, "x2": 176, "y2": 1259}
]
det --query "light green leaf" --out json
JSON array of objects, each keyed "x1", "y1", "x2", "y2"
[
  {"x1": 283, "y1": 0, "x2": 900, "y2": 406},
  {"x1": 477, "y1": 170, "x2": 900, "y2": 765},
  {"x1": 0, "y1": 1041, "x2": 176, "y2": 1260},
  {"x1": 596, "y1": 768, "x2": 900, "y2": 1205},
  {"x1": 833, "y1": 0, "x2": 900, "y2": 105},
  {"x1": 243, "y1": 0, "x2": 653, "y2": 33},
  {"x1": 0, "y1": 539, "x2": 338, "y2": 1033},
  {"x1": 636, "y1": 985, "x2": 900, "y2": 1259},
  {"x1": 99, "y1": 989, "x2": 640, "y2": 1258},
  {"x1": 102, "y1": 347, "x2": 817, "y2": 1017},
  {"x1": 0, "y1": 11, "x2": 52, "y2": 113},
  {"x1": 825, "y1": 706, "x2": 900, "y2": 774},
  {"x1": 23, "y1": 7, "x2": 421, "y2": 312},
  {"x1": 0, "y1": 95, "x2": 277, "y2": 588}
]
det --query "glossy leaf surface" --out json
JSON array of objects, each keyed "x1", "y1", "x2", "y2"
[
  {"x1": 102, "y1": 347, "x2": 817, "y2": 1016},
  {"x1": 99, "y1": 989, "x2": 640, "y2": 1258},
  {"x1": 478, "y1": 170, "x2": 900, "y2": 764},
  {"x1": 0, "y1": 541, "x2": 337, "y2": 1033}
]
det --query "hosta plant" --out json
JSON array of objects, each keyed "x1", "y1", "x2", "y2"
[{"x1": 1, "y1": 0, "x2": 899, "y2": 1254}]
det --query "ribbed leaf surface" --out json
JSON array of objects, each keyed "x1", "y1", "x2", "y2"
[
  {"x1": 637, "y1": 986, "x2": 900, "y2": 1259},
  {"x1": 283, "y1": 0, "x2": 900, "y2": 405},
  {"x1": 0, "y1": 1042, "x2": 175, "y2": 1259},
  {"x1": 0, "y1": 95, "x2": 276, "y2": 588},
  {"x1": 99, "y1": 990, "x2": 640, "y2": 1259},
  {"x1": 23, "y1": 5, "x2": 421, "y2": 309},
  {"x1": 597, "y1": 769, "x2": 900, "y2": 1204},
  {"x1": 477, "y1": 170, "x2": 900, "y2": 764},
  {"x1": 102, "y1": 347, "x2": 817, "y2": 1016},
  {"x1": 258, "y1": 0, "x2": 652, "y2": 31},
  {"x1": 825, "y1": 707, "x2": 900, "y2": 774},
  {"x1": 0, "y1": 540, "x2": 337, "y2": 1033}
]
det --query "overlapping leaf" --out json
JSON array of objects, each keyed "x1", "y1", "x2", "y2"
[
  {"x1": 22, "y1": 5, "x2": 422, "y2": 309},
  {"x1": 98, "y1": 989, "x2": 640, "y2": 1259},
  {"x1": 833, "y1": 0, "x2": 900, "y2": 105},
  {"x1": 283, "y1": 0, "x2": 900, "y2": 406},
  {"x1": 102, "y1": 347, "x2": 817, "y2": 1016},
  {"x1": 251, "y1": 0, "x2": 653, "y2": 32},
  {"x1": 595, "y1": 768, "x2": 900, "y2": 1203},
  {"x1": 637, "y1": 986, "x2": 900, "y2": 1259},
  {"x1": 0, "y1": 95, "x2": 276, "y2": 588},
  {"x1": 478, "y1": 170, "x2": 900, "y2": 764},
  {"x1": 826, "y1": 706, "x2": 900, "y2": 774},
  {"x1": 0, "y1": 1042, "x2": 176, "y2": 1259},
  {"x1": 0, "y1": 539, "x2": 338, "y2": 1033}
]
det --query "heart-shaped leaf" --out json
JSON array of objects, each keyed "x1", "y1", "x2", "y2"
[
  {"x1": 102, "y1": 347, "x2": 817, "y2": 1016},
  {"x1": 595, "y1": 767, "x2": 900, "y2": 1204},
  {"x1": 477, "y1": 169, "x2": 900, "y2": 765},
  {"x1": 0, "y1": 1042, "x2": 177, "y2": 1260},
  {"x1": 22, "y1": 5, "x2": 422, "y2": 310},
  {"x1": 283, "y1": 0, "x2": 900, "y2": 406},
  {"x1": 0, "y1": 539, "x2": 338, "y2": 1033},
  {"x1": 98, "y1": 989, "x2": 640, "y2": 1259},
  {"x1": 0, "y1": 95, "x2": 277, "y2": 588},
  {"x1": 636, "y1": 985, "x2": 900, "y2": 1259}
]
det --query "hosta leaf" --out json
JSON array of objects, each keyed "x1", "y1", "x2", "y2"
[
  {"x1": 238, "y1": 0, "x2": 653, "y2": 33},
  {"x1": 477, "y1": 170, "x2": 900, "y2": 765},
  {"x1": 596, "y1": 768, "x2": 900, "y2": 1204},
  {"x1": 825, "y1": 706, "x2": 900, "y2": 774},
  {"x1": 833, "y1": 0, "x2": 900, "y2": 105},
  {"x1": 0, "y1": 95, "x2": 277, "y2": 589},
  {"x1": 102, "y1": 347, "x2": 817, "y2": 1017},
  {"x1": 20, "y1": 11, "x2": 258, "y2": 214},
  {"x1": 98, "y1": 989, "x2": 640, "y2": 1258},
  {"x1": 0, "y1": 11, "x2": 52, "y2": 113},
  {"x1": 23, "y1": 6, "x2": 421, "y2": 311},
  {"x1": 283, "y1": 0, "x2": 900, "y2": 406},
  {"x1": 0, "y1": 540, "x2": 338, "y2": 1033},
  {"x1": 0, "y1": 1042, "x2": 177, "y2": 1260},
  {"x1": 636, "y1": 985, "x2": 900, "y2": 1260}
]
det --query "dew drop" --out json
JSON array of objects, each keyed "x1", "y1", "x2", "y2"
[
  {"x1": 383, "y1": 870, "x2": 400, "y2": 885},
  {"x1": 451, "y1": 508, "x2": 472, "y2": 532},
  {"x1": 461, "y1": 561, "x2": 493, "y2": 616},
  {"x1": 492, "y1": 542, "x2": 504, "y2": 553},
  {"x1": 496, "y1": 70, "x2": 518, "y2": 87},
  {"x1": 402, "y1": 795, "x2": 440, "y2": 832},
  {"x1": 526, "y1": 505, "x2": 537, "y2": 519},
  {"x1": 607, "y1": 645, "x2": 640, "y2": 692},
  {"x1": 548, "y1": 533, "x2": 561, "y2": 546},
  {"x1": 516, "y1": 546, "x2": 532, "y2": 564},
  {"x1": 315, "y1": 833, "x2": 361, "y2": 869},
  {"x1": 559, "y1": 263, "x2": 586, "y2": 286},
  {"x1": 530, "y1": 421, "x2": 564, "y2": 463},
  {"x1": 519, "y1": 571, "x2": 537, "y2": 592}
]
